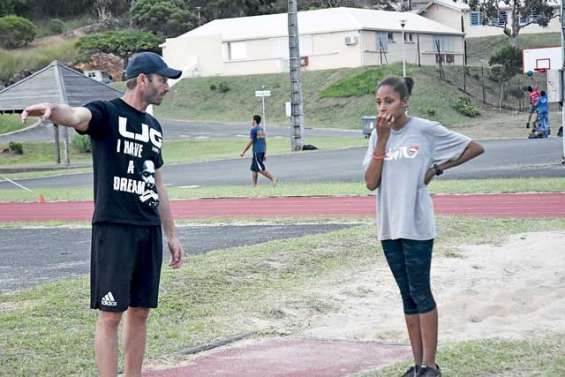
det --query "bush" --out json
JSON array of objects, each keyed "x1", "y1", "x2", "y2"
[
  {"x1": 72, "y1": 134, "x2": 91, "y2": 153},
  {"x1": 0, "y1": 15, "x2": 37, "y2": 49},
  {"x1": 47, "y1": 19, "x2": 65, "y2": 34},
  {"x1": 218, "y1": 81, "x2": 230, "y2": 93},
  {"x1": 131, "y1": 0, "x2": 197, "y2": 37},
  {"x1": 320, "y1": 66, "x2": 402, "y2": 98},
  {"x1": 8, "y1": 141, "x2": 23, "y2": 154},
  {"x1": 452, "y1": 97, "x2": 480, "y2": 117},
  {"x1": 424, "y1": 107, "x2": 436, "y2": 117}
]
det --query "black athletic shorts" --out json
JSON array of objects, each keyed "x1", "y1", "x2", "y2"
[
  {"x1": 90, "y1": 222, "x2": 163, "y2": 312},
  {"x1": 250, "y1": 152, "x2": 266, "y2": 172}
]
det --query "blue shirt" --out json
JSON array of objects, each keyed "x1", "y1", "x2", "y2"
[
  {"x1": 537, "y1": 95, "x2": 548, "y2": 113},
  {"x1": 250, "y1": 125, "x2": 266, "y2": 154}
]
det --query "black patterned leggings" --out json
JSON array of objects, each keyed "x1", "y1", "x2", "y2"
[{"x1": 381, "y1": 239, "x2": 436, "y2": 315}]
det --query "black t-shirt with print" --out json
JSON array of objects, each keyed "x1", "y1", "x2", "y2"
[{"x1": 83, "y1": 98, "x2": 164, "y2": 225}]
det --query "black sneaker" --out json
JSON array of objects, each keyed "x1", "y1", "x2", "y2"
[
  {"x1": 401, "y1": 365, "x2": 421, "y2": 377},
  {"x1": 416, "y1": 364, "x2": 441, "y2": 377}
]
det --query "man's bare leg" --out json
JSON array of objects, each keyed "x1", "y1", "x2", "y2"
[
  {"x1": 259, "y1": 170, "x2": 277, "y2": 186},
  {"x1": 123, "y1": 307, "x2": 150, "y2": 377},
  {"x1": 252, "y1": 171, "x2": 258, "y2": 186},
  {"x1": 95, "y1": 311, "x2": 123, "y2": 377},
  {"x1": 420, "y1": 308, "x2": 438, "y2": 368},
  {"x1": 404, "y1": 313, "x2": 423, "y2": 367}
]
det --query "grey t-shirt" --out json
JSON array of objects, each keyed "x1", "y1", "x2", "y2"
[{"x1": 363, "y1": 117, "x2": 471, "y2": 241}]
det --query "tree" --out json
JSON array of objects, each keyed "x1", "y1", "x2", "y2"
[
  {"x1": 94, "y1": 0, "x2": 113, "y2": 21},
  {"x1": 77, "y1": 30, "x2": 163, "y2": 77},
  {"x1": 470, "y1": 0, "x2": 556, "y2": 47},
  {"x1": 488, "y1": 45, "x2": 522, "y2": 109},
  {"x1": 0, "y1": 0, "x2": 32, "y2": 17},
  {"x1": 0, "y1": 15, "x2": 37, "y2": 49},
  {"x1": 131, "y1": 0, "x2": 197, "y2": 37}
]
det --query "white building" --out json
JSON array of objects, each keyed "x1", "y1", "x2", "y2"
[
  {"x1": 161, "y1": 7, "x2": 464, "y2": 77},
  {"x1": 418, "y1": 0, "x2": 561, "y2": 38}
]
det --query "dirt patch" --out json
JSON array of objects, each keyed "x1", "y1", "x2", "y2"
[{"x1": 300, "y1": 231, "x2": 565, "y2": 343}]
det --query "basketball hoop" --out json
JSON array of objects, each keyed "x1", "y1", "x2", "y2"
[{"x1": 534, "y1": 68, "x2": 547, "y2": 74}]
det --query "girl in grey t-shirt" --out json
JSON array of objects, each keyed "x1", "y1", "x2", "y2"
[{"x1": 363, "y1": 76, "x2": 484, "y2": 377}]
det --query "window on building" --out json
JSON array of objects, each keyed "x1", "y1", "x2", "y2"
[
  {"x1": 227, "y1": 41, "x2": 247, "y2": 60},
  {"x1": 377, "y1": 32, "x2": 388, "y2": 51},
  {"x1": 387, "y1": 32, "x2": 394, "y2": 42},
  {"x1": 404, "y1": 32, "x2": 414, "y2": 42},
  {"x1": 470, "y1": 11, "x2": 481, "y2": 26},
  {"x1": 497, "y1": 10, "x2": 507, "y2": 26},
  {"x1": 272, "y1": 35, "x2": 313, "y2": 59},
  {"x1": 432, "y1": 35, "x2": 454, "y2": 53},
  {"x1": 519, "y1": 13, "x2": 529, "y2": 25}
]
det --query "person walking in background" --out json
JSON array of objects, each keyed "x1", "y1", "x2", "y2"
[
  {"x1": 240, "y1": 114, "x2": 277, "y2": 187},
  {"x1": 526, "y1": 86, "x2": 540, "y2": 129},
  {"x1": 21, "y1": 52, "x2": 184, "y2": 377},
  {"x1": 363, "y1": 76, "x2": 484, "y2": 377}
]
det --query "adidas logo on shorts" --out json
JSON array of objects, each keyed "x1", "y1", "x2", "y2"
[{"x1": 101, "y1": 292, "x2": 117, "y2": 307}]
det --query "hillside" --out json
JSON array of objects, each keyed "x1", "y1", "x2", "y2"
[
  {"x1": 466, "y1": 32, "x2": 560, "y2": 66},
  {"x1": 156, "y1": 63, "x2": 525, "y2": 138}
]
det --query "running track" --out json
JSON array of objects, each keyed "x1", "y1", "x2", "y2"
[{"x1": 1, "y1": 193, "x2": 564, "y2": 222}]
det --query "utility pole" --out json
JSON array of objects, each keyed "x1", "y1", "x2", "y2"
[
  {"x1": 561, "y1": 0, "x2": 565, "y2": 164},
  {"x1": 288, "y1": 0, "x2": 304, "y2": 152}
]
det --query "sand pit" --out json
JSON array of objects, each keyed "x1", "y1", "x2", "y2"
[{"x1": 301, "y1": 231, "x2": 565, "y2": 343}]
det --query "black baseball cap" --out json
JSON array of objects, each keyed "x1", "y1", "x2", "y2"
[{"x1": 126, "y1": 52, "x2": 182, "y2": 80}]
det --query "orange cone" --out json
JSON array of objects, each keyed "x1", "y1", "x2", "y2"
[{"x1": 37, "y1": 194, "x2": 45, "y2": 204}]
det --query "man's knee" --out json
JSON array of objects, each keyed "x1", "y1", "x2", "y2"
[
  {"x1": 97, "y1": 311, "x2": 123, "y2": 330},
  {"x1": 127, "y1": 307, "x2": 150, "y2": 323}
]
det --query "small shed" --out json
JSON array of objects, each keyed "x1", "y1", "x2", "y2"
[{"x1": 0, "y1": 60, "x2": 123, "y2": 164}]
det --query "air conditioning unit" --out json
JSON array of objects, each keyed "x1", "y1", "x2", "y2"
[{"x1": 345, "y1": 36, "x2": 358, "y2": 46}]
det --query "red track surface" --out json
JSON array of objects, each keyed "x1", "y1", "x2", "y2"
[
  {"x1": 144, "y1": 339, "x2": 410, "y2": 377},
  {"x1": 1, "y1": 193, "x2": 564, "y2": 222}
]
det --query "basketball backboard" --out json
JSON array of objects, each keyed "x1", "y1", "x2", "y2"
[{"x1": 522, "y1": 47, "x2": 562, "y2": 73}]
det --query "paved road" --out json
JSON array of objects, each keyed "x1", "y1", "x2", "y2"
[
  {"x1": 0, "y1": 119, "x2": 359, "y2": 144},
  {"x1": 1, "y1": 138, "x2": 563, "y2": 190},
  {"x1": 0, "y1": 223, "x2": 353, "y2": 292}
]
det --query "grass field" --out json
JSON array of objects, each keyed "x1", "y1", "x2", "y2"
[
  {"x1": 0, "y1": 114, "x2": 24, "y2": 134},
  {"x1": 1, "y1": 178, "x2": 564, "y2": 203},
  {"x1": 0, "y1": 136, "x2": 366, "y2": 168},
  {"x1": 1, "y1": 217, "x2": 565, "y2": 376}
]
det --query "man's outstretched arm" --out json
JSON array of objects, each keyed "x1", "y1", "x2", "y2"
[{"x1": 21, "y1": 103, "x2": 92, "y2": 133}]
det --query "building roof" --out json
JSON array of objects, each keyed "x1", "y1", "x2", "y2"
[
  {"x1": 418, "y1": 0, "x2": 470, "y2": 14},
  {"x1": 0, "y1": 60, "x2": 123, "y2": 113},
  {"x1": 418, "y1": 0, "x2": 558, "y2": 14},
  {"x1": 168, "y1": 6, "x2": 463, "y2": 44}
]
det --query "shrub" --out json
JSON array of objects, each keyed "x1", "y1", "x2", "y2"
[
  {"x1": 47, "y1": 19, "x2": 65, "y2": 34},
  {"x1": 209, "y1": 83, "x2": 217, "y2": 91},
  {"x1": 452, "y1": 97, "x2": 480, "y2": 117},
  {"x1": 217, "y1": 81, "x2": 230, "y2": 93},
  {"x1": 0, "y1": 15, "x2": 37, "y2": 49},
  {"x1": 424, "y1": 107, "x2": 436, "y2": 117},
  {"x1": 8, "y1": 141, "x2": 23, "y2": 154},
  {"x1": 72, "y1": 134, "x2": 91, "y2": 153}
]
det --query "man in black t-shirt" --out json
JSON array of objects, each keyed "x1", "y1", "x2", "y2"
[{"x1": 22, "y1": 52, "x2": 184, "y2": 377}]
